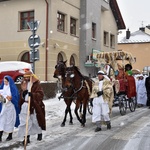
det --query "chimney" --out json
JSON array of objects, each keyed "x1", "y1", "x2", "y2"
[{"x1": 126, "y1": 29, "x2": 130, "y2": 39}]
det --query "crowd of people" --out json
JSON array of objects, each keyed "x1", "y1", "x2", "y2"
[
  {"x1": 0, "y1": 62, "x2": 150, "y2": 147},
  {"x1": 90, "y1": 63, "x2": 150, "y2": 132},
  {"x1": 0, "y1": 71, "x2": 46, "y2": 146}
]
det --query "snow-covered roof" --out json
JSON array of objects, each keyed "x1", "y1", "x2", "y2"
[{"x1": 118, "y1": 30, "x2": 150, "y2": 43}]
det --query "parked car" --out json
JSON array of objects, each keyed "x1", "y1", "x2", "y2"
[{"x1": 0, "y1": 61, "x2": 32, "y2": 84}]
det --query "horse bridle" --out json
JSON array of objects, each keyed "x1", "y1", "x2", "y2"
[
  {"x1": 55, "y1": 62, "x2": 66, "y2": 77},
  {"x1": 64, "y1": 67, "x2": 86, "y2": 98}
]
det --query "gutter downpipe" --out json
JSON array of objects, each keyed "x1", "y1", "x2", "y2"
[{"x1": 45, "y1": 0, "x2": 49, "y2": 81}]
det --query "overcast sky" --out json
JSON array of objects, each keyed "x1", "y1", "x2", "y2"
[{"x1": 117, "y1": 0, "x2": 150, "y2": 38}]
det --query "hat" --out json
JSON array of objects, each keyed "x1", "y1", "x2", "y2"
[
  {"x1": 135, "y1": 74, "x2": 143, "y2": 78},
  {"x1": 23, "y1": 71, "x2": 39, "y2": 82},
  {"x1": 97, "y1": 70, "x2": 105, "y2": 75}
]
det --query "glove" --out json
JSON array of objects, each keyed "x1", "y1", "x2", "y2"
[
  {"x1": 22, "y1": 90, "x2": 28, "y2": 99},
  {"x1": 97, "y1": 91, "x2": 103, "y2": 97},
  {"x1": 28, "y1": 92, "x2": 32, "y2": 97}
]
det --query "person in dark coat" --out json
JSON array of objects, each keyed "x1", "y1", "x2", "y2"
[
  {"x1": 18, "y1": 71, "x2": 46, "y2": 145},
  {"x1": 145, "y1": 74, "x2": 150, "y2": 108}
]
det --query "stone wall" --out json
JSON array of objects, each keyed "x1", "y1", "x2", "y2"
[{"x1": 15, "y1": 82, "x2": 58, "y2": 100}]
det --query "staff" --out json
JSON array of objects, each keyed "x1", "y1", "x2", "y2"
[{"x1": 24, "y1": 74, "x2": 32, "y2": 150}]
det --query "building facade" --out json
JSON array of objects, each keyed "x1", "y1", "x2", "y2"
[
  {"x1": 80, "y1": 0, "x2": 125, "y2": 77},
  {"x1": 0, "y1": 0, "x2": 125, "y2": 81},
  {"x1": 118, "y1": 26, "x2": 150, "y2": 73}
]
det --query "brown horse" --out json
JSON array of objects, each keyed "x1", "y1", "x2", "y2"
[
  {"x1": 53, "y1": 61, "x2": 74, "y2": 127},
  {"x1": 63, "y1": 65, "x2": 93, "y2": 127}
]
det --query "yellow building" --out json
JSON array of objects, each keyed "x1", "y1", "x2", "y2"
[
  {"x1": 0, "y1": 0, "x2": 125, "y2": 81},
  {"x1": 0, "y1": 0, "x2": 80, "y2": 81},
  {"x1": 118, "y1": 26, "x2": 150, "y2": 74}
]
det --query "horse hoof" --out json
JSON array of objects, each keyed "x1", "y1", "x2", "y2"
[
  {"x1": 61, "y1": 123, "x2": 65, "y2": 127},
  {"x1": 81, "y1": 124, "x2": 85, "y2": 127}
]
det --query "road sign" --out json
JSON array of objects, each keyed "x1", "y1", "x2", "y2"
[
  {"x1": 28, "y1": 35, "x2": 41, "y2": 49},
  {"x1": 27, "y1": 20, "x2": 40, "y2": 73},
  {"x1": 27, "y1": 20, "x2": 40, "y2": 32},
  {"x1": 29, "y1": 49, "x2": 40, "y2": 62}
]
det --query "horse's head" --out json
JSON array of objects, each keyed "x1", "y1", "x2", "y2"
[
  {"x1": 64, "y1": 65, "x2": 83, "y2": 90},
  {"x1": 53, "y1": 60, "x2": 67, "y2": 79},
  {"x1": 63, "y1": 66, "x2": 75, "y2": 89}
]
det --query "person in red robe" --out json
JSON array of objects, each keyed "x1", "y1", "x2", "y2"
[{"x1": 124, "y1": 64, "x2": 136, "y2": 98}]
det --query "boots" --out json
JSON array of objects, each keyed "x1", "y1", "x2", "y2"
[
  {"x1": 106, "y1": 121, "x2": 111, "y2": 129},
  {"x1": 6, "y1": 132, "x2": 12, "y2": 141},
  {"x1": 37, "y1": 133, "x2": 42, "y2": 141},
  {"x1": 0, "y1": 131, "x2": 3, "y2": 142},
  {"x1": 95, "y1": 121, "x2": 101, "y2": 132},
  {"x1": 22, "y1": 135, "x2": 30, "y2": 146}
]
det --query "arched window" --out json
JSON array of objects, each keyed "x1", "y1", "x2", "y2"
[
  {"x1": 21, "y1": 52, "x2": 30, "y2": 63},
  {"x1": 70, "y1": 55, "x2": 75, "y2": 65},
  {"x1": 57, "y1": 53, "x2": 63, "y2": 62}
]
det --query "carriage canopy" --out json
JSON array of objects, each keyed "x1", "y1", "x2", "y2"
[{"x1": 95, "y1": 50, "x2": 135, "y2": 71}]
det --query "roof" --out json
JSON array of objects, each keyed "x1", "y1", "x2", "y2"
[
  {"x1": 118, "y1": 30, "x2": 150, "y2": 44},
  {"x1": 110, "y1": 0, "x2": 126, "y2": 30}
]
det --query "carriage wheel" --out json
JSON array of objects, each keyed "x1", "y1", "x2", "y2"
[
  {"x1": 118, "y1": 95, "x2": 127, "y2": 115},
  {"x1": 128, "y1": 97, "x2": 137, "y2": 112},
  {"x1": 88, "y1": 101, "x2": 93, "y2": 115}
]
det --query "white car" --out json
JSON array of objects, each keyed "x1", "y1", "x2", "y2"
[{"x1": 0, "y1": 61, "x2": 32, "y2": 83}]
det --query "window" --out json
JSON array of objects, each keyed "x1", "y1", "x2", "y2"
[
  {"x1": 104, "y1": 31, "x2": 108, "y2": 46},
  {"x1": 20, "y1": 11, "x2": 34, "y2": 30},
  {"x1": 21, "y1": 52, "x2": 30, "y2": 63},
  {"x1": 92, "y1": 23, "x2": 96, "y2": 39},
  {"x1": 57, "y1": 53, "x2": 63, "y2": 62},
  {"x1": 70, "y1": 18, "x2": 76, "y2": 35},
  {"x1": 110, "y1": 34, "x2": 115, "y2": 48},
  {"x1": 57, "y1": 12, "x2": 65, "y2": 32},
  {"x1": 70, "y1": 55, "x2": 75, "y2": 65}
]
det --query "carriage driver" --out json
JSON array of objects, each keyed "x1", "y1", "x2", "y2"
[{"x1": 90, "y1": 70, "x2": 114, "y2": 132}]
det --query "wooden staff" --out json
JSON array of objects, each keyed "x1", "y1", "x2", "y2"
[{"x1": 24, "y1": 74, "x2": 32, "y2": 150}]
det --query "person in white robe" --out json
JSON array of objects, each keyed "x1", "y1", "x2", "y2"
[
  {"x1": 136, "y1": 74, "x2": 147, "y2": 107},
  {"x1": 0, "y1": 76, "x2": 20, "y2": 142},
  {"x1": 90, "y1": 71, "x2": 113, "y2": 132}
]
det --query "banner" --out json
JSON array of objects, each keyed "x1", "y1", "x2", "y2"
[{"x1": 92, "y1": 49, "x2": 102, "y2": 60}]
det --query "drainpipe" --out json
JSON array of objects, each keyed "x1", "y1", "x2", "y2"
[{"x1": 45, "y1": 0, "x2": 49, "y2": 81}]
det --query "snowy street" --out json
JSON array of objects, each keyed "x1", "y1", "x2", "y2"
[{"x1": 1, "y1": 93, "x2": 150, "y2": 150}]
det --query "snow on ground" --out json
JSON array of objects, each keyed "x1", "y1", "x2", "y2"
[{"x1": 0, "y1": 93, "x2": 78, "y2": 150}]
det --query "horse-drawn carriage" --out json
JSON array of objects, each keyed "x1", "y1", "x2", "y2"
[
  {"x1": 53, "y1": 51, "x2": 137, "y2": 127},
  {"x1": 96, "y1": 50, "x2": 137, "y2": 115}
]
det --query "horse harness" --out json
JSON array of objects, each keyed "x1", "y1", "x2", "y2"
[{"x1": 63, "y1": 67, "x2": 90, "y2": 99}]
